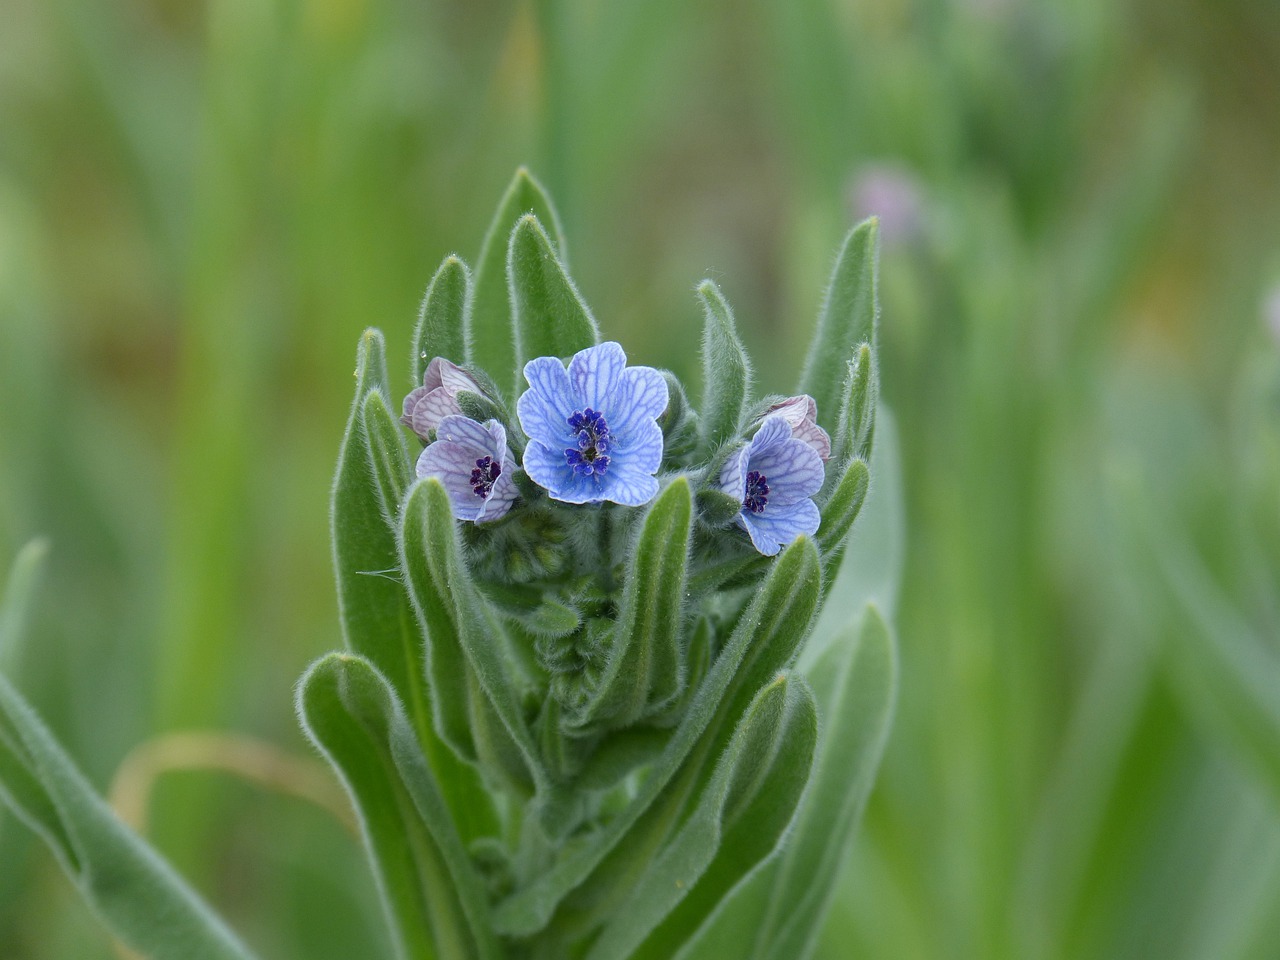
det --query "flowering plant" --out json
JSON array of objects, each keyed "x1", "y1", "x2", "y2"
[{"x1": 0, "y1": 170, "x2": 897, "y2": 960}]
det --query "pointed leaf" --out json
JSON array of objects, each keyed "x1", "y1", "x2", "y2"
[
  {"x1": 576, "y1": 478, "x2": 693, "y2": 728},
  {"x1": 413, "y1": 255, "x2": 472, "y2": 384},
  {"x1": 297, "y1": 654, "x2": 501, "y2": 960},
  {"x1": 493, "y1": 537, "x2": 821, "y2": 936},
  {"x1": 0, "y1": 538, "x2": 48, "y2": 674},
  {"x1": 798, "y1": 218, "x2": 879, "y2": 436},
  {"x1": 508, "y1": 214, "x2": 600, "y2": 395},
  {"x1": 599, "y1": 674, "x2": 818, "y2": 960},
  {"x1": 696, "y1": 280, "x2": 752, "y2": 454},
  {"x1": 833, "y1": 343, "x2": 877, "y2": 465},
  {"x1": 470, "y1": 169, "x2": 566, "y2": 391},
  {"x1": 399, "y1": 479, "x2": 546, "y2": 796},
  {"x1": 817, "y1": 457, "x2": 870, "y2": 560},
  {"x1": 675, "y1": 605, "x2": 897, "y2": 960},
  {"x1": 361, "y1": 388, "x2": 411, "y2": 529}
]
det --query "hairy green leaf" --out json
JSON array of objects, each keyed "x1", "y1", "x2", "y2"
[
  {"x1": 470, "y1": 169, "x2": 566, "y2": 395},
  {"x1": 576, "y1": 478, "x2": 693, "y2": 729},
  {"x1": 606, "y1": 674, "x2": 818, "y2": 960},
  {"x1": 508, "y1": 214, "x2": 600, "y2": 395},
  {"x1": 361, "y1": 388, "x2": 411, "y2": 529},
  {"x1": 696, "y1": 280, "x2": 752, "y2": 455},
  {"x1": 818, "y1": 456, "x2": 870, "y2": 564},
  {"x1": 413, "y1": 255, "x2": 472, "y2": 384},
  {"x1": 833, "y1": 343, "x2": 877, "y2": 465},
  {"x1": 798, "y1": 218, "x2": 879, "y2": 436},
  {"x1": 297, "y1": 654, "x2": 501, "y2": 960}
]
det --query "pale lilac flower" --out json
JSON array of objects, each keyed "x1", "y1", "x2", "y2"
[
  {"x1": 402, "y1": 357, "x2": 483, "y2": 441},
  {"x1": 762, "y1": 395, "x2": 831, "y2": 461},
  {"x1": 415, "y1": 415, "x2": 517, "y2": 523},
  {"x1": 848, "y1": 163, "x2": 925, "y2": 247},
  {"x1": 516, "y1": 342, "x2": 667, "y2": 506},
  {"x1": 719, "y1": 416, "x2": 824, "y2": 556}
]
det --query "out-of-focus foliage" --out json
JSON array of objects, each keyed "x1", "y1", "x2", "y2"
[{"x1": 1, "y1": 0, "x2": 1278, "y2": 957}]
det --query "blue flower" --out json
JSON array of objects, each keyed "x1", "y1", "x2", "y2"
[
  {"x1": 516, "y1": 342, "x2": 668, "y2": 506},
  {"x1": 719, "y1": 415, "x2": 824, "y2": 555},
  {"x1": 415, "y1": 415, "x2": 518, "y2": 522}
]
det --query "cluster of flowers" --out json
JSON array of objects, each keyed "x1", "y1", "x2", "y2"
[{"x1": 403, "y1": 342, "x2": 831, "y2": 556}]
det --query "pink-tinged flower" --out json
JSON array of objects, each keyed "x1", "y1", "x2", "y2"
[
  {"x1": 719, "y1": 416, "x2": 824, "y2": 556},
  {"x1": 401, "y1": 358, "x2": 483, "y2": 441},
  {"x1": 415, "y1": 415, "x2": 518, "y2": 523},
  {"x1": 763, "y1": 395, "x2": 831, "y2": 461}
]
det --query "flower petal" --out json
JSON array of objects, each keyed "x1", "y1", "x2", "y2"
[
  {"x1": 718, "y1": 443, "x2": 750, "y2": 501},
  {"x1": 746, "y1": 417, "x2": 825, "y2": 505},
  {"x1": 436, "y1": 414, "x2": 497, "y2": 454},
  {"x1": 404, "y1": 387, "x2": 464, "y2": 439},
  {"x1": 518, "y1": 356, "x2": 577, "y2": 446},
  {"x1": 568, "y1": 341, "x2": 626, "y2": 412},
  {"x1": 607, "y1": 365, "x2": 669, "y2": 437},
  {"x1": 416, "y1": 442, "x2": 488, "y2": 521},
  {"x1": 739, "y1": 499, "x2": 820, "y2": 556},
  {"x1": 600, "y1": 459, "x2": 661, "y2": 507}
]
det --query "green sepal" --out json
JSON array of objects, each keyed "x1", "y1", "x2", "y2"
[
  {"x1": 0, "y1": 550, "x2": 256, "y2": 960},
  {"x1": 696, "y1": 280, "x2": 752, "y2": 456},
  {"x1": 508, "y1": 213, "x2": 601, "y2": 397},
  {"x1": 592, "y1": 673, "x2": 818, "y2": 960},
  {"x1": 361, "y1": 388, "x2": 411, "y2": 529},
  {"x1": 492, "y1": 537, "x2": 821, "y2": 937},
  {"x1": 412, "y1": 255, "x2": 472, "y2": 383},
  {"x1": 573, "y1": 478, "x2": 693, "y2": 730},
  {"x1": 694, "y1": 488, "x2": 743, "y2": 529},
  {"x1": 399, "y1": 479, "x2": 547, "y2": 797},
  {"x1": 673, "y1": 606, "x2": 897, "y2": 960},
  {"x1": 798, "y1": 218, "x2": 879, "y2": 436},
  {"x1": 470, "y1": 169, "x2": 566, "y2": 396},
  {"x1": 296, "y1": 653, "x2": 502, "y2": 960}
]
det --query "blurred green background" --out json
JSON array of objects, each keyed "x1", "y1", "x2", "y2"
[{"x1": 2, "y1": 0, "x2": 1280, "y2": 957}]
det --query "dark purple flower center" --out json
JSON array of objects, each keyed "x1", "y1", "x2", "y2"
[
  {"x1": 565, "y1": 408, "x2": 612, "y2": 478},
  {"x1": 743, "y1": 470, "x2": 770, "y2": 514},
  {"x1": 470, "y1": 456, "x2": 501, "y2": 499}
]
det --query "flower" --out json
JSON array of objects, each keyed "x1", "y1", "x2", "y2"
[
  {"x1": 719, "y1": 415, "x2": 824, "y2": 555},
  {"x1": 762, "y1": 395, "x2": 831, "y2": 461},
  {"x1": 402, "y1": 357, "x2": 483, "y2": 441},
  {"x1": 415, "y1": 415, "x2": 518, "y2": 522},
  {"x1": 516, "y1": 341, "x2": 668, "y2": 506}
]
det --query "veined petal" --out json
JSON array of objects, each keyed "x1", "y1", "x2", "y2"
[
  {"x1": 608, "y1": 365, "x2": 669, "y2": 437},
  {"x1": 747, "y1": 435, "x2": 825, "y2": 506},
  {"x1": 739, "y1": 499, "x2": 820, "y2": 556},
  {"x1": 717, "y1": 444, "x2": 750, "y2": 500},
  {"x1": 616, "y1": 418, "x2": 663, "y2": 475},
  {"x1": 416, "y1": 442, "x2": 489, "y2": 521},
  {"x1": 600, "y1": 460, "x2": 661, "y2": 507},
  {"x1": 518, "y1": 357, "x2": 577, "y2": 445},
  {"x1": 404, "y1": 386, "x2": 463, "y2": 439},
  {"x1": 568, "y1": 341, "x2": 626, "y2": 412},
  {"x1": 436, "y1": 414, "x2": 498, "y2": 454}
]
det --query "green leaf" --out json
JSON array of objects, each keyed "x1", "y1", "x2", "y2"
[
  {"x1": 674, "y1": 605, "x2": 897, "y2": 960},
  {"x1": 399, "y1": 479, "x2": 546, "y2": 797},
  {"x1": 695, "y1": 488, "x2": 743, "y2": 529},
  {"x1": 833, "y1": 343, "x2": 877, "y2": 465},
  {"x1": 817, "y1": 457, "x2": 870, "y2": 563},
  {"x1": 696, "y1": 280, "x2": 752, "y2": 455},
  {"x1": 0, "y1": 538, "x2": 48, "y2": 674},
  {"x1": 297, "y1": 654, "x2": 501, "y2": 960},
  {"x1": 798, "y1": 218, "x2": 879, "y2": 436},
  {"x1": 508, "y1": 213, "x2": 600, "y2": 395},
  {"x1": 333, "y1": 332, "x2": 496, "y2": 842},
  {"x1": 602, "y1": 674, "x2": 818, "y2": 960},
  {"x1": 576, "y1": 478, "x2": 693, "y2": 729},
  {"x1": 493, "y1": 537, "x2": 821, "y2": 937},
  {"x1": 361, "y1": 388, "x2": 411, "y2": 529},
  {"x1": 470, "y1": 169, "x2": 566, "y2": 394},
  {"x1": 0, "y1": 553, "x2": 255, "y2": 960},
  {"x1": 412, "y1": 255, "x2": 472, "y2": 384}
]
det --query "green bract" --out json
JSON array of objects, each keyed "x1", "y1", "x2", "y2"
[{"x1": 0, "y1": 170, "x2": 899, "y2": 960}]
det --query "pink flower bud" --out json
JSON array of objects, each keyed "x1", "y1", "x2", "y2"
[
  {"x1": 764, "y1": 395, "x2": 831, "y2": 461},
  {"x1": 401, "y1": 358, "x2": 483, "y2": 440}
]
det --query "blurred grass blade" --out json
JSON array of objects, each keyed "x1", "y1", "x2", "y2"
[
  {"x1": 616, "y1": 675, "x2": 818, "y2": 960},
  {"x1": 696, "y1": 280, "x2": 752, "y2": 455},
  {"x1": 493, "y1": 537, "x2": 821, "y2": 937},
  {"x1": 0, "y1": 538, "x2": 48, "y2": 674},
  {"x1": 361, "y1": 389, "x2": 411, "y2": 529},
  {"x1": 577, "y1": 478, "x2": 693, "y2": 728},
  {"x1": 470, "y1": 169, "x2": 566, "y2": 395},
  {"x1": 399, "y1": 479, "x2": 545, "y2": 796},
  {"x1": 0, "y1": 549, "x2": 255, "y2": 960},
  {"x1": 297, "y1": 653, "x2": 501, "y2": 960},
  {"x1": 413, "y1": 255, "x2": 472, "y2": 383},
  {"x1": 673, "y1": 605, "x2": 896, "y2": 960},
  {"x1": 508, "y1": 214, "x2": 601, "y2": 395},
  {"x1": 798, "y1": 218, "x2": 879, "y2": 436}
]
